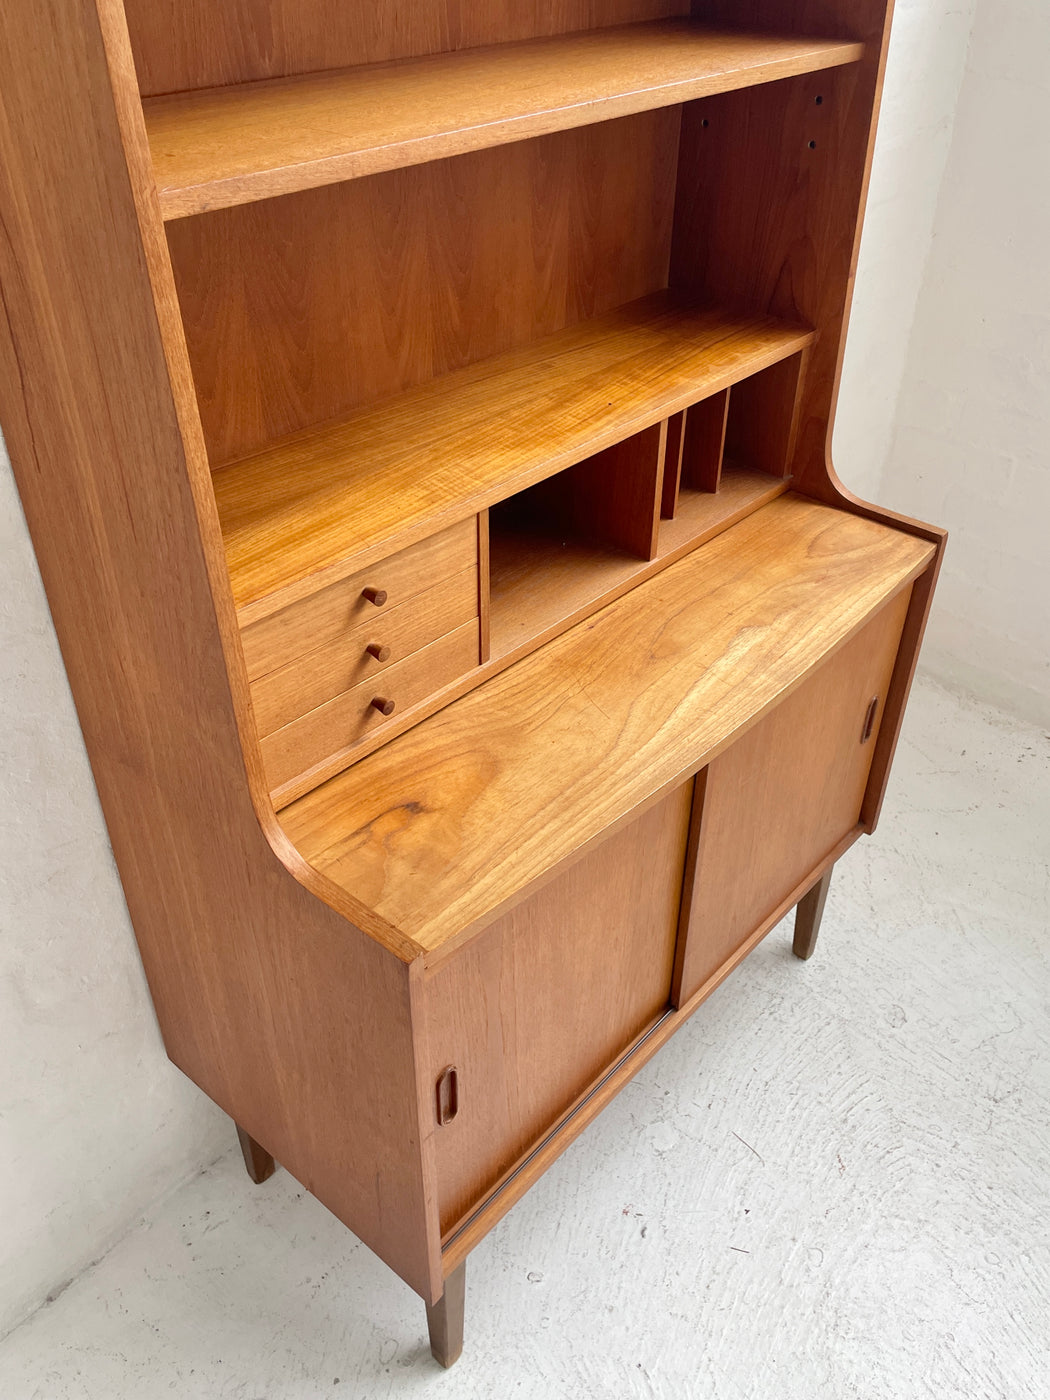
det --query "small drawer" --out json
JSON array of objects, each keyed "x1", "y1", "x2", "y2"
[
  {"x1": 241, "y1": 517, "x2": 477, "y2": 681},
  {"x1": 251, "y1": 567, "x2": 479, "y2": 736},
  {"x1": 260, "y1": 621, "x2": 479, "y2": 794}
]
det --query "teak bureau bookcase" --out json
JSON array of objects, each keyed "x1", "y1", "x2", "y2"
[{"x1": 0, "y1": 0, "x2": 945, "y2": 1367}]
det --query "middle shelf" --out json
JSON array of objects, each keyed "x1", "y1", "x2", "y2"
[{"x1": 214, "y1": 291, "x2": 816, "y2": 619}]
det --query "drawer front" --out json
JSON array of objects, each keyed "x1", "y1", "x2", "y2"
[
  {"x1": 251, "y1": 566, "x2": 478, "y2": 736},
  {"x1": 241, "y1": 517, "x2": 477, "y2": 681},
  {"x1": 261, "y1": 621, "x2": 479, "y2": 793}
]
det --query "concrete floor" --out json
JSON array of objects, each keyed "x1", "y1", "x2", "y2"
[{"x1": 1, "y1": 674, "x2": 1047, "y2": 1399}]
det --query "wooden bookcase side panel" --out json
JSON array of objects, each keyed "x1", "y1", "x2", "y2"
[
  {"x1": 0, "y1": 0, "x2": 445, "y2": 1302},
  {"x1": 166, "y1": 111, "x2": 681, "y2": 469}
]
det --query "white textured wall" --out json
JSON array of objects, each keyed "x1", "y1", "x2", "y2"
[
  {"x1": 0, "y1": 0, "x2": 1005, "y2": 1348},
  {"x1": 835, "y1": 0, "x2": 977, "y2": 500},
  {"x1": 0, "y1": 437, "x2": 229, "y2": 1340},
  {"x1": 876, "y1": 0, "x2": 1050, "y2": 724}
]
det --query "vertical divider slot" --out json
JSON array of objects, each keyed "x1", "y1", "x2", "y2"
[
  {"x1": 477, "y1": 509, "x2": 491, "y2": 664},
  {"x1": 499, "y1": 420, "x2": 666, "y2": 563},
  {"x1": 681, "y1": 388, "x2": 731, "y2": 494},
  {"x1": 724, "y1": 349, "x2": 809, "y2": 479},
  {"x1": 661, "y1": 410, "x2": 688, "y2": 520}
]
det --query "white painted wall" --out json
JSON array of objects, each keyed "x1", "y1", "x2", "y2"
[
  {"x1": 0, "y1": 0, "x2": 1019, "y2": 1347},
  {"x1": 835, "y1": 0, "x2": 977, "y2": 500},
  {"x1": 876, "y1": 0, "x2": 1050, "y2": 725},
  {"x1": 0, "y1": 445, "x2": 229, "y2": 1340}
]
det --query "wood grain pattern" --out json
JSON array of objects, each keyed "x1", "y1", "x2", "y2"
[
  {"x1": 236, "y1": 1125, "x2": 276, "y2": 1184},
  {"x1": 440, "y1": 823, "x2": 864, "y2": 1272},
  {"x1": 426, "y1": 1260, "x2": 466, "y2": 1368},
  {"x1": 671, "y1": 4, "x2": 896, "y2": 508},
  {"x1": 3, "y1": 0, "x2": 941, "y2": 1347},
  {"x1": 426, "y1": 783, "x2": 692, "y2": 1231},
  {"x1": 268, "y1": 468, "x2": 792, "y2": 800},
  {"x1": 793, "y1": 864, "x2": 833, "y2": 961},
  {"x1": 239, "y1": 518, "x2": 476, "y2": 664},
  {"x1": 167, "y1": 112, "x2": 679, "y2": 467},
  {"x1": 681, "y1": 388, "x2": 730, "y2": 491},
  {"x1": 861, "y1": 551, "x2": 944, "y2": 832},
  {"x1": 125, "y1": 0, "x2": 690, "y2": 97},
  {"x1": 489, "y1": 464, "x2": 787, "y2": 661},
  {"x1": 0, "y1": 0, "x2": 442, "y2": 1302},
  {"x1": 494, "y1": 421, "x2": 666, "y2": 563},
  {"x1": 281, "y1": 497, "x2": 934, "y2": 955},
  {"x1": 212, "y1": 294, "x2": 816, "y2": 614},
  {"x1": 260, "y1": 622, "x2": 479, "y2": 793},
  {"x1": 671, "y1": 589, "x2": 910, "y2": 1005},
  {"x1": 144, "y1": 21, "x2": 864, "y2": 218},
  {"x1": 250, "y1": 568, "x2": 478, "y2": 736},
  {"x1": 724, "y1": 349, "x2": 808, "y2": 478},
  {"x1": 477, "y1": 513, "x2": 491, "y2": 665},
  {"x1": 660, "y1": 410, "x2": 687, "y2": 518}
]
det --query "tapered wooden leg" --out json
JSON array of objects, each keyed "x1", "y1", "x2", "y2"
[
  {"x1": 426, "y1": 1263, "x2": 465, "y2": 1369},
  {"x1": 793, "y1": 865, "x2": 833, "y2": 961},
  {"x1": 235, "y1": 1124, "x2": 275, "y2": 1184}
]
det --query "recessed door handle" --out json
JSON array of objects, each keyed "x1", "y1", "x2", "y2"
[
  {"x1": 436, "y1": 1066, "x2": 459, "y2": 1126},
  {"x1": 861, "y1": 695, "x2": 879, "y2": 743}
]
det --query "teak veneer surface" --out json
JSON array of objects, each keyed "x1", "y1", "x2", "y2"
[
  {"x1": 213, "y1": 293, "x2": 815, "y2": 615},
  {"x1": 282, "y1": 496, "x2": 934, "y2": 956},
  {"x1": 168, "y1": 112, "x2": 678, "y2": 468},
  {"x1": 145, "y1": 20, "x2": 864, "y2": 218},
  {"x1": 488, "y1": 463, "x2": 789, "y2": 659}
]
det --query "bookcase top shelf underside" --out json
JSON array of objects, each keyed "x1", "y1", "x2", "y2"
[
  {"x1": 281, "y1": 495, "x2": 935, "y2": 962},
  {"x1": 213, "y1": 292, "x2": 816, "y2": 620},
  {"x1": 145, "y1": 19, "x2": 865, "y2": 218}
]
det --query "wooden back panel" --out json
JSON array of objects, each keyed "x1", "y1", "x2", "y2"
[
  {"x1": 123, "y1": 0, "x2": 690, "y2": 96},
  {"x1": 168, "y1": 109, "x2": 679, "y2": 465},
  {"x1": 692, "y1": 0, "x2": 875, "y2": 39}
]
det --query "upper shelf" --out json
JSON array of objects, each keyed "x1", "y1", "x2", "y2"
[
  {"x1": 144, "y1": 20, "x2": 866, "y2": 219},
  {"x1": 214, "y1": 291, "x2": 815, "y2": 618},
  {"x1": 281, "y1": 496, "x2": 935, "y2": 961}
]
